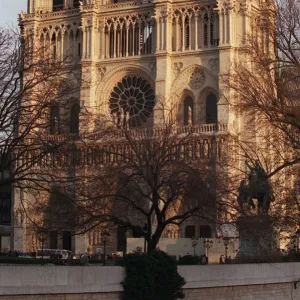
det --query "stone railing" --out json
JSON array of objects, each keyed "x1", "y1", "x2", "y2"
[
  {"x1": 41, "y1": 123, "x2": 227, "y2": 142},
  {"x1": 20, "y1": 8, "x2": 80, "y2": 21}
]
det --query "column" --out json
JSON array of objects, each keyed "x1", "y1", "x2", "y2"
[
  {"x1": 176, "y1": 17, "x2": 180, "y2": 51},
  {"x1": 126, "y1": 23, "x2": 129, "y2": 57},
  {"x1": 182, "y1": 15, "x2": 185, "y2": 51},
  {"x1": 43, "y1": 34, "x2": 47, "y2": 57},
  {"x1": 199, "y1": 13, "x2": 203, "y2": 49},
  {"x1": 195, "y1": 13, "x2": 198, "y2": 50},
  {"x1": 208, "y1": 14, "x2": 211, "y2": 48},
  {"x1": 87, "y1": 27, "x2": 90, "y2": 58},
  {"x1": 219, "y1": 12, "x2": 223, "y2": 45},
  {"x1": 188, "y1": 15, "x2": 192, "y2": 50},
  {"x1": 113, "y1": 24, "x2": 117, "y2": 58},
  {"x1": 132, "y1": 24, "x2": 135, "y2": 55},
  {"x1": 167, "y1": 16, "x2": 172, "y2": 52},
  {"x1": 161, "y1": 17, "x2": 165, "y2": 51},
  {"x1": 73, "y1": 33, "x2": 76, "y2": 57},
  {"x1": 82, "y1": 27, "x2": 86, "y2": 58},
  {"x1": 101, "y1": 26, "x2": 105, "y2": 59},
  {"x1": 138, "y1": 22, "x2": 141, "y2": 55},
  {"x1": 61, "y1": 31, "x2": 64, "y2": 60},
  {"x1": 55, "y1": 34, "x2": 58, "y2": 60},
  {"x1": 151, "y1": 21, "x2": 155, "y2": 54},
  {"x1": 120, "y1": 25, "x2": 123, "y2": 57},
  {"x1": 156, "y1": 17, "x2": 160, "y2": 52}
]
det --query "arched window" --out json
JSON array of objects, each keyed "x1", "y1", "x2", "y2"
[
  {"x1": 183, "y1": 96, "x2": 193, "y2": 125},
  {"x1": 200, "y1": 225, "x2": 212, "y2": 238},
  {"x1": 70, "y1": 104, "x2": 80, "y2": 134},
  {"x1": 206, "y1": 93, "x2": 218, "y2": 124},
  {"x1": 50, "y1": 106, "x2": 60, "y2": 134}
]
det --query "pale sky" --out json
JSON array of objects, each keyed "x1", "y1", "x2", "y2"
[{"x1": 0, "y1": 0, "x2": 27, "y2": 28}]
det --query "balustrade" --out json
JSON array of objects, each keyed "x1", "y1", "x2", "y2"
[{"x1": 21, "y1": 136, "x2": 225, "y2": 169}]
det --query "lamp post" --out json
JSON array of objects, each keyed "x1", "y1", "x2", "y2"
[
  {"x1": 296, "y1": 230, "x2": 300, "y2": 252},
  {"x1": 223, "y1": 237, "x2": 230, "y2": 259},
  {"x1": 37, "y1": 230, "x2": 47, "y2": 261},
  {"x1": 203, "y1": 238, "x2": 213, "y2": 262},
  {"x1": 101, "y1": 230, "x2": 110, "y2": 266},
  {"x1": 191, "y1": 237, "x2": 199, "y2": 257},
  {"x1": 142, "y1": 223, "x2": 148, "y2": 254}
]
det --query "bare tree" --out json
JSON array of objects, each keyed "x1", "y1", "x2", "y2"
[
  {"x1": 222, "y1": 0, "x2": 300, "y2": 178},
  {"x1": 32, "y1": 101, "x2": 231, "y2": 253},
  {"x1": 0, "y1": 27, "x2": 82, "y2": 189}
]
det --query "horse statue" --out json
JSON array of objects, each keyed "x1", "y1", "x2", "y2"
[{"x1": 237, "y1": 160, "x2": 275, "y2": 215}]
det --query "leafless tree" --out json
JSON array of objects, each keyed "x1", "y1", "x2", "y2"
[
  {"x1": 220, "y1": 0, "x2": 300, "y2": 253},
  {"x1": 222, "y1": 0, "x2": 300, "y2": 178},
  {"x1": 32, "y1": 101, "x2": 232, "y2": 253},
  {"x1": 0, "y1": 27, "x2": 82, "y2": 190}
]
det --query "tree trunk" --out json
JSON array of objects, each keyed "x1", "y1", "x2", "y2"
[{"x1": 147, "y1": 225, "x2": 164, "y2": 254}]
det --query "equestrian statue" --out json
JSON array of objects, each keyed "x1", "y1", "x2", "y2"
[{"x1": 237, "y1": 160, "x2": 275, "y2": 215}]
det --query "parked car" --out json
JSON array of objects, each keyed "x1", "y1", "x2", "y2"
[{"x1": 36, "y1": 249, "x2": 72, "y2": 260}]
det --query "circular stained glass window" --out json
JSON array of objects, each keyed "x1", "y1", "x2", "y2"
[{"x1": 109, "y1": 76, "x2": 155, "y2": 127}]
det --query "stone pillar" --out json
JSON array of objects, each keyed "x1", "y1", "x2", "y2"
[{"x1": 195, "y1": 13, "x2": 199, "y2": 50}]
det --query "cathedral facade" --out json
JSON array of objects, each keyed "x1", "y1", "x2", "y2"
[{"x1": 14, "y1": 0, "x2": 265, "y2": 255}]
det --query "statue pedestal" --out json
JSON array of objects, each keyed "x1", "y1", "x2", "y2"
[{"x1": 236, "y1": 216, "x2": 281, "y2": 261}]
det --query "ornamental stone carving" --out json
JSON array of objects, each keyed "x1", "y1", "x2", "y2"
[
  {"x1": 208, "y1": 59, "x2": 220, "y2": 72},
  {"x1": 172, "y1": 62, "x2": 183, "y2": 75},
  {"x1": 188, "y1": 67, "x2": 205, "y2": 89}
]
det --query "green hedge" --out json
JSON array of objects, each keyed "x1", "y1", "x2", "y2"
[{"x1": 122, "y1": 250, "x2": 185, "y2": 300}]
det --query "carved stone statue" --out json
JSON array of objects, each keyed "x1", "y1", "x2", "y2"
[
  {"x1": 187, "y1": 106, "x2": 192, "y2": 126},
  {"x1": 237, "y1": 160, "x2": 274, "y2": 215}
]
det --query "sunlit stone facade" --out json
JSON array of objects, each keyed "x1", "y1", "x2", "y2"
[{"x1": 13, "y1": 0, "x2": 268, "y2": 255}]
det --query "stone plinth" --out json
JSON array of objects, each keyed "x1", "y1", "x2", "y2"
[{"x1": 236, "y1": 215, "x2": 280, "y2": 260}]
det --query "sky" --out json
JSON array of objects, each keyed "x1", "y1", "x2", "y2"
[{"x1": 0, "y1": 0, "x2": 27, "y2": 28}]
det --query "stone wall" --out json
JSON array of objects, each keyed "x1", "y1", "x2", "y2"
[{"x1": 1, "y1": 263, "x2": 300, "y2": 300}]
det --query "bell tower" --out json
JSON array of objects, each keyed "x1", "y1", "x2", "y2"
[{"x1": 28, "y1": 0, "x2": 53, "y2": 13}]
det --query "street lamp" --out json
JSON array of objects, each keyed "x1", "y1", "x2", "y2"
[
  {"x1": 296, "y1": 230, "x2": 300, "y2": 252},
  {"x1": 101, "y1": 230, "x2": 110, "y2": 266},
  {"x1": 203, "y1": 238, "x2": 213, "y2": 262},
  {"x1": 142, "y1": 223, "x2": 148, "y2": 254},
  {"x1": 37, "y1": 230, "x2": 47, "y2": 261},
  {"x1": 191, "y1": 237, "x2": 199, "y2": 257},
  {"x1": 223, "y1": 237, "x2": 230, "y2": 259}
]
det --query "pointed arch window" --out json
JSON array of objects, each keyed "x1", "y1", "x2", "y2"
[
  {"x1": 183, "y1": 96, "x2": 193, "y2": 125},
  {"x1": 206, "y1": 93, "x2": 218, "y2": 124},
  {"x1": 70, "y1": 104, "x2": 80, "y2": 134},
  {"x1": 50, "y1": 106, "x2": 60, "y2": 134}
]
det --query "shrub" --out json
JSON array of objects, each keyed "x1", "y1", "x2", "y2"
[
  {"x1": 177, "y1": 254, "x2": 208, "y2": 265},
  {"x1": 122, "y1": 250, "x2": 185, "y2": 300}
]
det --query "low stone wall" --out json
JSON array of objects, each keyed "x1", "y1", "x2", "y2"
[{"x1": 1, "y1": 263, "x2": 300, "y2": 299}]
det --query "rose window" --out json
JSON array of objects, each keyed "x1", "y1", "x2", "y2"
[{"x1": 109, "y1": 76, "x2": 155, "y2": 127}]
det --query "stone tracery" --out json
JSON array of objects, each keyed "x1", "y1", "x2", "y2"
[{"x1": 109, "y1": 76, "x2": 155, "y2": 128}]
